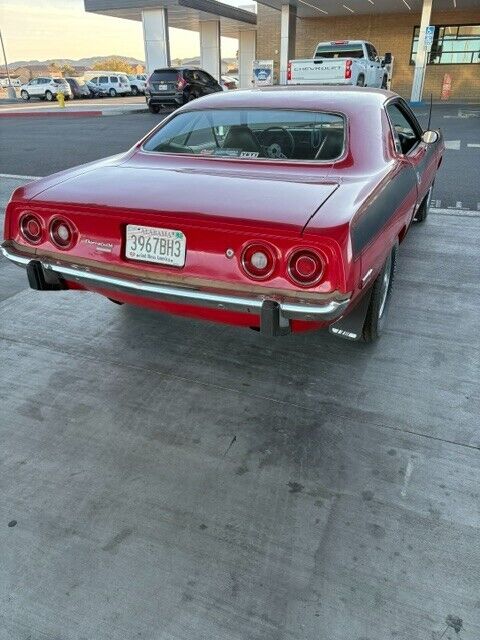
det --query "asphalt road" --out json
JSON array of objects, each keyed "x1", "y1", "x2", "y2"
[{"x1": 0, "y1": 102, "x2": 479, "y2": 210}]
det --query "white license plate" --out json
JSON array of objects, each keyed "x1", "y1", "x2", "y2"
[
  {"x1": 158, "y1": 84, "x2": 168, "y2": 91},
  {"x1": 125, "y1": 225, "x2": 186, "y2": 267}
]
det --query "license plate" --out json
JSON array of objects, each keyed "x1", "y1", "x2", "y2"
[
  {"x1": 125, "y1": 225, "x2": 186, "y2": 267},
  {"x1": 157, "y1": 84, "x2": 168, "y2": 91}
]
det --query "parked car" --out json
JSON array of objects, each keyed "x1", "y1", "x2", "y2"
[
  {"x1": 145, "y1": 67, "x2": 222, "y2": 113},
  {"x1": 88, "y1": 74, "x2": 130, "y2": 97},
  {"x1": 20, "y1": 77, "x2": 72, "y2": 101},
  {"x1": 127, "y1": 74, "x2": 147, "y2": 95},
  {"x1": 221, "y1": 75, "x2": 238, "y2": 90},
  {"x1": 85, "y1": 81, "x2": 108, "y2": 98},
  {"x1": 65, "y1": 77, "x2": 91, "y2": 99},
  {"x1": 1, "y1": 87, "x2": 444, "y2": 343},
  {"x1": 0, "y1": 77, "x2": 21, "y2": 88},
  {"x1": 288, "y1": 40, "x2": 390, "y2": 88}
]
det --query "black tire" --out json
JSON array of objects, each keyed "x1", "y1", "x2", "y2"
[
  {"x1": 414, "y1": 184, "x2": 433, "y2": 223},
  {"x1": 148, "y1": 103, "x2": 160, "y2": 113},
  {"x1": 109, "y1": 88, "x2": 117, "y2": 97},
  {"x1": 362, "y1": 244, "x2": 397, "y2": 343},
  {"x1": 381, "y1": 75, "x2": 388, "y2": 89},
  {"x1": 21, "y1": 90, "x2": 30, "y2": 101},
  {"x1": 187, "y1": 91, "x2": 199, "y2": 102},
  {"x1": 356, "y1": 75, "x2": 365, "y2": 87},
  {"x1": 131, "y1": 85, "x2": 138, "y2": 96},
  {"x1": 45, "y1": 90, "x2": 53, "y2": 101}
]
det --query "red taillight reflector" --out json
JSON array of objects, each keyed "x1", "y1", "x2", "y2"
[
  {"x1": 287, "y1": 62, "x2": 292, "y2": 81},
  {"x1": 20, "y1": 213, "x2": 43, "y2": 244},
  {"x1": 241, "y1": 243, "x2": 275, "y2": 280},
  {"x1": 345, "y1": 59, "x2": 352, "y2": 78},
  {"x1": 50, "y1": 218, "x2": 76, "y2": 250},
  {"x1": 288, "y1": 249, "x2": 324, "y2": 287},
  {"x1": 177, "y1": 75, "x2": 187, "y2": 90}
]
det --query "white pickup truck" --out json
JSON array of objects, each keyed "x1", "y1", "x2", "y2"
[{"x1": 287, "y1": 40, "x2": 391, "y2": 88}]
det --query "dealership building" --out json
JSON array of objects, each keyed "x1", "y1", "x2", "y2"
[{"x1": 85, "y1": 0, "x2": 479, "y2": 101}]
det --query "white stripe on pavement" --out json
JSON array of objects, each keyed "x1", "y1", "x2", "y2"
[
  {"x1": 467, "y1": 143, "x2": 480, "y2": 148},
  {"x1": 0, "y1": 173, "x2": 40, "y2": 180},
  {"x1": 444, "y1": 140, "x2": 461, "y2": 150},
  {"x1": 431, "y1": 208, "x2": 480, "y2": 217}
]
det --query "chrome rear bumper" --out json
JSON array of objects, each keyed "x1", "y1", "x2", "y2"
[{"x1": 1, "y1": 244, "x2": 351, "y2": 329}]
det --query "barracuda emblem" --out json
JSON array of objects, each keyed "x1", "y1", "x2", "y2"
[{"x1": 83, "y1": 238, "x2": 114, "y2": 253}]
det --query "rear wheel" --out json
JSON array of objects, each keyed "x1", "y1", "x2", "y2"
[
  {"x1": 414, "y1": 184, "x2": 433, "y2": 223},
  {"x1": 362, "y1": 245, "x2": 397, "y2": 343},
  {"x1": 109, "y1": 88, "x2": 117, "y2": 97},
  {"x1": 131, "y1": 85, "x2": 139, "y2": 96},
  {"x1": 356, "y1": 75, "x2": 365, "y2": 87},
  {"x1": 148, "y1": 103, "x2": 160, "y2": 113},
  {"x1": 21, "y1": 90, "x2": 30, "y2": 100},
  {"x1": 187, "y1": 91, "x2": 199, "y2": 102},
  {"x1": 45, "y1": 90, "x2": 53, "y2": 101}
]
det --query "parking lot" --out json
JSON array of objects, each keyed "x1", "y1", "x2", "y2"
[{"x1": 0, "y1": 104, "x2": 479, "y2": 640}]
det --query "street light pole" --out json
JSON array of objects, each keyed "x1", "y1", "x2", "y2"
[{"x1": 0, "y1": 28, "x2": 16, "y2": 99}]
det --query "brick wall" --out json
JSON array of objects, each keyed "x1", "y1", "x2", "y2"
[{"x1": 256, "y1": 6, "x2": 480, "y2": 101}]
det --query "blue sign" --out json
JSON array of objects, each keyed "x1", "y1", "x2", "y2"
[
  {"x1": 425, "y1": 25, "x2": 435, "y2": 49},
  {"x1": 252, "y1": 60, "x2": 274, "y2": 86}
]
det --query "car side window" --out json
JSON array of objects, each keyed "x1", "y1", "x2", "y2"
[
  {"x1": 110, "y1": 76, "x2": 118, "y2": 83},
  {"x1": 386, "y1": 103, "x2": 421, "y2": 154},
  {"x1": 203, "y1": 72, "x2": 216, "y2": 85},
  {"x1": 90, "y1": 77, "x2": 98, "y2": 84},
  {"x1": 366, "y1": 44, "x2": 376, "y2": 62},
  {"x1": 99, "y1": 76, "x2": 108, "y2": 83}
]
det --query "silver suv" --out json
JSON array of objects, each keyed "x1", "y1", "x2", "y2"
[{"x1": 20, "y1": 77, "x2": 72, "y2": 101}]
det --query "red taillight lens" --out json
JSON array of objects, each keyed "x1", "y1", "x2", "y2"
[
  {"x1": 288, "y1": 249, "x2": 324, "y2": 287},
  {"x1": 177, "y1": 75, "x2": 187, "y2": 90},
  {"x1": 50, "y1": 218, "x2": 76, "y2": 249},
  {"x1": 20, "y1": 213, "x2": 43, "y2": 244},
  {"x1": 241, "y1": 243, "x2": 275, "y2": 280},
  {"x1": 287, "y1": 62, "x2": 292, "y2": 81},
  {"x1": 345, "y1": 59, "x2": 352, "y2": 79}
]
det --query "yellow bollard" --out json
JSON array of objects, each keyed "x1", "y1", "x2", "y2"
[{"x1": 57, "y1": 91, "x2": 65, "y2": 108}]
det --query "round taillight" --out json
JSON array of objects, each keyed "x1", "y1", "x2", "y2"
[
  {"x1": 50, "y1": 218, "x2": 76, "y2": 249},
  {"x1": 20, "y1": 213, "x2": 43, "y2": 244},
  {"x1": 288, "y1": 249, "x2": 324, "y2": 287},
  {"x1": 241, "y1": 243, "x2": 275, "y2": 280}
]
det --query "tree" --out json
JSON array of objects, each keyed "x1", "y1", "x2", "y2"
[
  {"x1": 61, "y1": 64, "x2": 76, "y2": 77},
  {"x1": 48, "y1": 62, "x2": 61, "y2": 76},
  {"x1": 92, "y1": 58, "x2": 135, "y2": 74}
]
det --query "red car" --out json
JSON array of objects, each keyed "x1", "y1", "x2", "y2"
[{"x1": 2, "y1": 87, "x2": 443, "y2": 342}]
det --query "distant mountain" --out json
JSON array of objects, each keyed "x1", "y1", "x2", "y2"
[{"x1": 9, "y1": 55, "x2": 145, "y2": 70}]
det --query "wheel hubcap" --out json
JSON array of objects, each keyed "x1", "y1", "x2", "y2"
[{"x1": 378, "y1": 254, "x2": 392, "y2": 318}]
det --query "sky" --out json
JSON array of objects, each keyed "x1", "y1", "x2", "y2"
[{"x1": 0, "y1": 0, "x2": 242, "y2": 65}]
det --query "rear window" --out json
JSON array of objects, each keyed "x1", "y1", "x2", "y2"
[
  {"x1": 143, "y1": 108, "x2": 345, "y2": 161},
  {"x1": 150, "y1": 70, "x2": 178, "y2": 82},
  {"x1": 315, "y1": 44, "x2": 364, "y2": 58}
]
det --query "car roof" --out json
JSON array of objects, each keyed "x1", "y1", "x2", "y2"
[{"x1": 182, "y1": 85, "x2": 395, "y2": 113}]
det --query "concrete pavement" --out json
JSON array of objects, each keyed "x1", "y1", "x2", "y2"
[{"x1": 0, "y1": 172, "x2": 479, "y2": 639}]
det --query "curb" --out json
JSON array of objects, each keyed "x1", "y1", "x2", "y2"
[{"x1": 0, "y1": 107, "x2": 148, "y2": 118}]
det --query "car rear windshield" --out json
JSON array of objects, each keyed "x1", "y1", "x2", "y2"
[
  {"x1": 150, "y1": 70, "x2": 178, "y2": 82},
  {"x1": 143, "y1": 109, "x2": 345, "y2": 161},
  {"x1": 315, "y1": 44, "x2": 364, "y2": 58}
]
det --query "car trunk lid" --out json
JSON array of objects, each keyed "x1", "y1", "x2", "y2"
[{"x1": 28, "y1": 160, "x2": 339, "y2": 233}]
